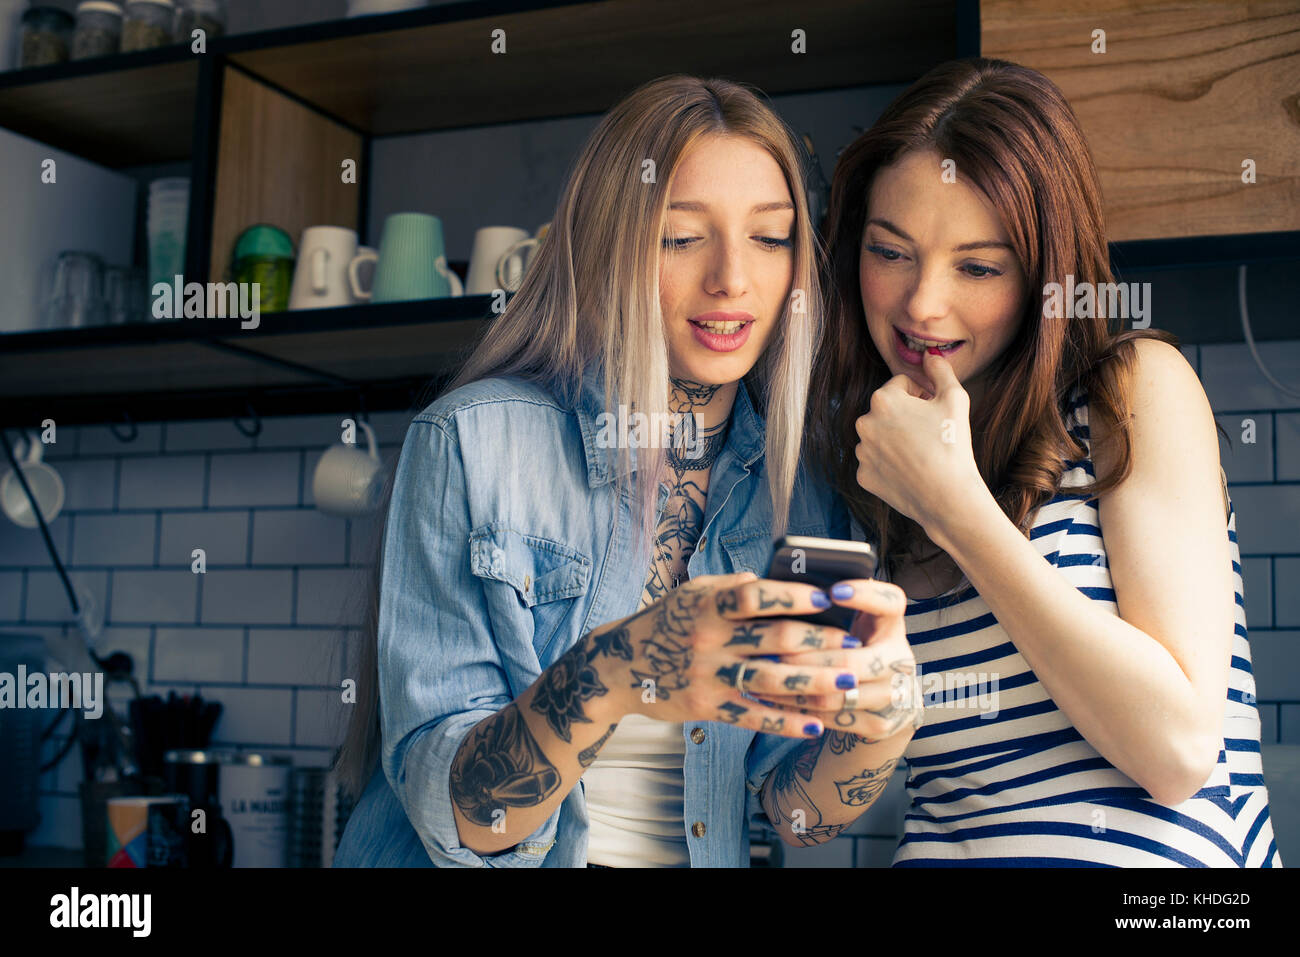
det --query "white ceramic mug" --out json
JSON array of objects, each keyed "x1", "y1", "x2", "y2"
[
  {"x1": 1, "y1": 430, "x2": 65, "y2": 528},
  {"x1": 311, "y1": 420, "x2": 385, "y2": 517},
  {"x1": 290, "y1": 226, "x2": 376, "y2": 309},
  {"x1": 495, "y1": 222, "x2": 550, "y2": 293},
  {"x1": 465, "y1": 226, "x2": 529, "y2": 295}
]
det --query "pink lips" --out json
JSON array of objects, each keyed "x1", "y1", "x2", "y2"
[
  {"x1": 892, "y1": 325, "x2": 964, "y2": 366},
  {"x1": 689, "y1": 312, "x2": 755, "y2": 353}
]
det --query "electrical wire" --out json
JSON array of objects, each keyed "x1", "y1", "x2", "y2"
[
  {"x1": 2, "y1": 428, "x2": 139, "y2": 777},
  {"x1": 1239, "y1": 264, "x2": 1300, "y2": 400}
]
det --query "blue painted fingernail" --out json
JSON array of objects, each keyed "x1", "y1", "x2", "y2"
[
  {"x1": 757, "y1": 655, "x2": 781, "y2": 662},
  {"x1": 837, "y1": 673, "x2": 857, "y2": 690},
  {"x1": 757, "y1": 699, "x2": 778, "y2": 707},
  {"x1": 810, "y1": 590, "x2": 831, "y2": 609},
  {"x1": 804, "y1": 722, "x2": 822, "y2": 737},
  {"x1": 842, "y1": 636, "x2": 862, "y2": 648},
  {"x1": 831, "y1": 583, "x2": 855, "y2": 600}
]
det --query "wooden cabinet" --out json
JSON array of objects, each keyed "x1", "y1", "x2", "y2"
[{"x1": 982, "y1": 0, "x2": 1300, "y2": 241}]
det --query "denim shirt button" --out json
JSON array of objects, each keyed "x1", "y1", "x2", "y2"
[
  {"x1": 690, "y1": 727, "x2": 706, "y2": 744},
  {"x1": 691, "y1": 821, "x2": 706, "y2": 838}
]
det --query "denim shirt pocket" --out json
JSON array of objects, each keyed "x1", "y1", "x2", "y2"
[
  {"x1": 468, "y1": 523, "x2": 593, "y2": 661},
  {"x1": 720, "y1": 525, "x2": 773, "y2": 576},
  {"x1": 721, "y1": 522, "x2": 829, "y2": 576}
]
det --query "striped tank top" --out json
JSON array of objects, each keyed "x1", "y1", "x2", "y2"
[{"x1": 876, "y1": 385, "x2": 1281, "y2": 867}]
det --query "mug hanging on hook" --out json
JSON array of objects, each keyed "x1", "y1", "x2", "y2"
[{"x1": 0, "y1": 429, "x2": 66, "y2": 529}]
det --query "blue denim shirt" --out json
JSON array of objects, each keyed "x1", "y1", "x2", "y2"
[{"x1": 333, "y1": 364, "x2": 833, "y2": 867}]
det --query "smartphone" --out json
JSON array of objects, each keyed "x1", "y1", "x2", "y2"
[{"x1": 764, "y1": 535, "x2": 879, "y2": 632}]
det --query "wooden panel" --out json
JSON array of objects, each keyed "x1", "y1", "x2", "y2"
[
  {"x1": 208, "y1": 67, "x2": 364, "y2": 283},
  {"x1": 228, "y1": 0, "x2": 957, "y2": 135},
  {"x1": 0, "y1": 60, "x2": 197, "y2": 167},
  {"x1": 982, "y1": 0, "x2": 1300, "y2": 240}
]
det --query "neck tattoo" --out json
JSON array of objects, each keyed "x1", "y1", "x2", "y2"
[
  {"x1": 665, "y1": 377, "x2": 729, "y2": 471},
  {"x1": 668, "y1": 378, "x2": 722, "y2": 414}
]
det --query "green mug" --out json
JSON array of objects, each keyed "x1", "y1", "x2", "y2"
[{"x1": 349, "y1": 212, "x2": 464, "y2": 303}]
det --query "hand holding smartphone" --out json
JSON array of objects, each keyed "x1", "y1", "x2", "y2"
[{"x1": 765, "y1": 535, "x2": 879, "y2": 632}]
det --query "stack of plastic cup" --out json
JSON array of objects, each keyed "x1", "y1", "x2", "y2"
[{"x1": 147, "y1": 177, "x2": 189, "y2": 308}]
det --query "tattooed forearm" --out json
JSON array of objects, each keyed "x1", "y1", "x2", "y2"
[
  {"x1": 527, "y1": 622, "x2": 636, "y2": 743},
  {"x1": 450, "y1": 703, "x2": 561, "y2": 827},
  {"x1": 531, "y1": 640, "x2": 608, "y2": 742},
  {"x1": 768, "y1": 744, "x2": 844, "y2": 847},
  {"x1": 835, "y1": 758, "x2": 898, "y2": 807},
  {"x1": 578, "y1": 723, "x2": 619, "y2": 768},
  {"x1": 761, "y1": 726, "x2": 902, "y2": 846}
]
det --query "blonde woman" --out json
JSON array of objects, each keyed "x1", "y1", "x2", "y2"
[{"x1": 331, "y1": 75, "x2": 920, "y2": 868}]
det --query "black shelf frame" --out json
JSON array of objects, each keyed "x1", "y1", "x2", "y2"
[
  {"x1": 3, "y1": 0, "x2": 1295, "y2": 431},
  {"x1": 1110, "y1": 232, "x2": 1300, "y2": 274},
  {"x1": 1, "y1": 295, "x2": 500, "y2": 352},
  {"x1": 0, "y1": 0, "x2": 592, "y2": 95}
]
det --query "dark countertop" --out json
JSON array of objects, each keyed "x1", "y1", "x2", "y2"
[{"x1": 0, "y1": 846, "x2": 87, "y2": 868}]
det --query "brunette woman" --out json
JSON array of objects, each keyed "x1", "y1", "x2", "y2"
[{"x1": 804, "y1": 58, "x2": 1281, "y2": 866}]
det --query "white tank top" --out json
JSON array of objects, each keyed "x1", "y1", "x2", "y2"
[{"x1": 583, "y1": 713, "x2": 691, "y2": 866}]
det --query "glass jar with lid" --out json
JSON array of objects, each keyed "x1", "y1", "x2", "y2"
[
  {"x1": 72, "y1": 2, "x2": 124, "y2": 61},
  {"x1": 174, "y1": 0, "x2": 225, "y2": 41},
  {"x1": 121, "y1": 0, "x2": 174, "y2": 52},
  {"x1": 20, "y1": 6, "x2": 74, "y2": 68}
]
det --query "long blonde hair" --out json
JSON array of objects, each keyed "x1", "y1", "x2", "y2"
[{"x1": 333, "y1": 74, "x2": 823, "y2": 801}]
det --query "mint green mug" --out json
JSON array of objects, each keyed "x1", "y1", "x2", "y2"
[{"x1": 348, "y1": 213, "x2": 464, "y2": 303}]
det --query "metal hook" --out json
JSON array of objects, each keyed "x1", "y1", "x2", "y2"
[
  {"x1": 233, "y1": 401, "x2": 262, "y2": 438},
  {"x1": 108, "y1": 411, "x2": 138, "y2": 443}
]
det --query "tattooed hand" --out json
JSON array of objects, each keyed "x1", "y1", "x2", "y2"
[
  {"x1": 580, "y1": 571, "x2": 866, "y2": 739},
  {"x1": 755, "y1": 578, "x2": 923, "y2": 743}
]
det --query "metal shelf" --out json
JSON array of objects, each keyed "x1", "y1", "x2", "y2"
[{"x1": 0, "y1": 297, "x2": 497, "y2": 427}]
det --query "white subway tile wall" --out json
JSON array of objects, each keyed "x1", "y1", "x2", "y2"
[
  {"x1": 2, "y1": 411, "x2": 408, "y2": 850},
  {"x1": 3, "y1": 346, "x2": 1296, "y2": 863}
]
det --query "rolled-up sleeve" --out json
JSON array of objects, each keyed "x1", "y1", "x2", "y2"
[
  {"x1": 378, "y1": 417, "x2": 560, "y2": 867},
  {"x1": 745, "y1": 731, "x2": 802, "y2": 836}
]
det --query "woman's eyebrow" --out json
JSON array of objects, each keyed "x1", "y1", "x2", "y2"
[
  {"x1": 669, "y1": 200, "x2": 794, "y2": 213},
  {"x1": 952, "y1": 239, "x2": 1014, "y2": 252},
  {"x1": 867, "y1": 217, "x2": 1011, "y2": 252}
]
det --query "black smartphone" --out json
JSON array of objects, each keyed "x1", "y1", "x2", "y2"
[{"x1": 764, "y1": 535, "x2": 879, "y2": 632}]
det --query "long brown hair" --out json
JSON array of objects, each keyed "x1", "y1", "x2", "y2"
[
  {"x1": 332, "y1": 74, "x2": 823, "y2": 801},
  {"x1": 807, "y1": 57, "x2": 1181, "y2": 587}
]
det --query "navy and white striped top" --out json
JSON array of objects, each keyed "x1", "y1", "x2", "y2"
[{"x1": 868, "y1": 385, "x2": 1281, "y2": 867}]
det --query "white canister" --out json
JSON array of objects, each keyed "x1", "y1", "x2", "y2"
[
  {"x1": 0, "y1": 0, "x2": 26, "y2": 72},
  {"x1": 216, "y1": 751, "x2": 291, "y2": 867}
]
